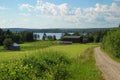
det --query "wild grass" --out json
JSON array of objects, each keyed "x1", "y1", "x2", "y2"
[
  {"x1": 0, "y1": 41, "x2": 57, "y2": 62},
  {"x1": 0, "y1": 41, "x2": 57, "y2": 52},
  {"x1": 70, "y1": 48, "x2": 103, "y2": 80},
  {"x1": 48, "y1": 43, "x2": 98, "y2": 58},
  {"x1": 0, "y1": 41, "x2": 103, "y2": 80},
  {"x1": 101, "y1": 48, "x2": 120, "y2": 63},
  {"x1": 20, "y1": 41, "x2": 58, "y2": 51}
]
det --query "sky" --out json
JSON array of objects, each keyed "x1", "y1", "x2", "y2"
[{"x1": 0, "y1": 0, "x2": 120, "y2": 29}]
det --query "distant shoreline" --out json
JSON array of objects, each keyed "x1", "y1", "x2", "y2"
[{"x1": 2, "y1": 27, "x2": 113, "y2": 33}]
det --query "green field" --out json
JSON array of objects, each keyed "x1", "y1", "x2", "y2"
[{"x1": 0, "y1": 41, "x2": 103, "y2": 80}]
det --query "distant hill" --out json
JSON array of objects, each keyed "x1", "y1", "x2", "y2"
[
  {"x1": 2, "y1": 28, "x2": 28, "y2": 32},
  {"x1": 2, "y1": 28, "x2": 112, "y2": 33}
]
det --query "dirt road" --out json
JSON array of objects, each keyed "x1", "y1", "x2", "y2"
[{"x1": 94, "y1": 47, "x2": 120, "y2": 80}]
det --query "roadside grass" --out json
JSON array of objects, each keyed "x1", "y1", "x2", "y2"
[
  {"x1": 101, "y1": 48, "x2": 120, "y2": 63},
  {"x1": 68, "y1": 48, "x2": 103, "y2": 80},
  {"x1": 48, "y1": 43, "x2": 98, "y2": 58},
  {"x1": 0, "y1": 41, "x2": 103, "y2": 80}
]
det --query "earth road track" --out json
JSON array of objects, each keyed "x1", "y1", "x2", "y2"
[{"x1": 94, "y1": 47, "x2": 120, "y2": 80}]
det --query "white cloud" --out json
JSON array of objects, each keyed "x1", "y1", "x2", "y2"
[
  {"x1": 0, "y1": 19, "x2": 7, "y2": 27},
  {"x1": 19, "y1": 13, "x2": 30, "y2": 16},
  {"x1": 18, "y1": 0, "x2": 120, "y2": 28},
  {"x1": 19, "y1": 4, "x2": 34, "y2": 12},
  {"x1": 0, "y1": 6, "x2": 7, "y2": 10},
  {"x1": 19, "y1": 1, "x2": 70, "y2": 16},
  {"x1": 35, "y1": 2, "x2": 70, "y2": 16},
  {"x1": 113, "y1": 0, "x2": 120, "y2": 2}
]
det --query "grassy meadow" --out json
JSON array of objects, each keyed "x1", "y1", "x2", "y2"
[{"x1": 0, "y1": 41, "x2": 103, "y2": 80}]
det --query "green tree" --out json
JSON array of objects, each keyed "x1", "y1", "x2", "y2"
[
  {"x1": 37, "y1": 35, "x2": 40, "y2": 39},
  {"x1": 33, "y1": 34, "x2": 37, "y2": 40},
  {"x1": 47, "y1": 35, "x2": 53, "y2": 40},
  {"x1": 25, "y1": 32, "x2": 34, "y2": 42},
  {"x1": 53, "y1": 35, "x2": 57, "y2": 40},
  {"x1": 42, "y1": 33, "x2": 47, "y2": 40},
  {"x1": 20, "y1": 31, "x2": 34, "y2": 42},
  {"x1": 93, "y1": 31, "x2": 107, "y2": 43},
  {"x1": 13, "y1": 33, "x2": 21, "y2": 43},
  {"x1": 102, "y1": 27, "x2": 120, "y2": 58},
  {"x1": 5, "y1": 29, "x2": 13, "y2": 38},
  {"x1": 119, "y1": 24, "x2": 120, "y2": 28},
  {"x1": 64, "y1": 32, "x2": 71, "y2": 36},
  {"x1": 84, "y1": 32, "x2": 94, "y2": 43},
  {"x1": 72, "y1": 32, "x2": 80, "y2": 36},
  {"x1": 3, "y1": 38, "x2": 13, "y2": 50},
  {"x1": 0, "y1": 29, "x2": 5, "y2": 45}
]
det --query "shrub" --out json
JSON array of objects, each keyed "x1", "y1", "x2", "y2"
[
  {"x1": 0, "y1": 52, "x2": 72, "y2": 80},
  {"x1": 102, "y1": 28, "x2": 120, "y2": 58},
  {"x1": 3, "y1": 38, "x2": 13, "y2": 50}
]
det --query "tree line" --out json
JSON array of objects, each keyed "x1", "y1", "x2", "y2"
[
  {"x1": 40, "y1": 31, "x2": 107, "y2": 43},
  {"x1": 41, "y1": 33, "x2": 56, "y2": 41},
  {"x1": 0, "y1": 28, "x2": 109, "y2": 50},
  {"x1": 0, "y1": 28, "x2": 35, "y2": 50},
  {"x1": 102, "y1": 24, "x2": 120, "y2": 58},
  {"x1": 61, "y1": 31, "x2": 107, "y2": 43}
]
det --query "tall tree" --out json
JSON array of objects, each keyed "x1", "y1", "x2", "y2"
[
  {"x1": 64, "y1": 32, "x2": 71, "y2": 36},
  {"x1": 53, "y1": 35, "x2": 56, "y2": 40},
  {"x1": 33, "y1": 34, "x2": 37, "y2": 40},
  {"x1": 72, "y1": 32, "x2": 80, "y2": 36},
  {"x1": 13, "y1": 33, "x2": 21, "y2": 43},
  {"x1": 0, "y1": 29, "x2": 4, "y2": 45},
  {"x1": 42, "y1": 33, "x2": 47, "y2": 40},
  {"x1": 25, "y1": 32, "x2": 34, "y2": 42},
  {"x1": 5, "y1": 29, "x2": 13, "y2": 38},
  {"x1": 47, "y1": 35, "x2": 53, "y2": 41}
]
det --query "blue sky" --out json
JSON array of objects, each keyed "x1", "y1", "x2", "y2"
[{"x1": 0, "y1": 0, "x2": 120, "y2": 29}]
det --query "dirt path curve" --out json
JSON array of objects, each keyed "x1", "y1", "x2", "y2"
[{"x1": 94, "y1": 47, "x2": 120, "y2": 80}]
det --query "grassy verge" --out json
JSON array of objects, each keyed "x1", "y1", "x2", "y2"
[
  {"x1": 70, "y1": 47, "x2": 103, "y2": 80},
  {"x1": 101, "y1": 48, "x2": 120, "y2": 63}
]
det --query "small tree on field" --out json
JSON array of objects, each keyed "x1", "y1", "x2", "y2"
[
  {"x1": 3, "y1": 38, "x2": 13, "y2": 50},
  {"x1": 119, "y1": 24, "x2": 120, "y2": 28}
]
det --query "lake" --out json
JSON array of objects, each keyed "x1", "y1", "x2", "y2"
[{"x1": 33, "y1": 33, "x2": 63, "y2": 40}]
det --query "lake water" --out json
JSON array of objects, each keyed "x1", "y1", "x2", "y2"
[{"x1": 33, "y1": 33, "x2": 63, "y2": 40}]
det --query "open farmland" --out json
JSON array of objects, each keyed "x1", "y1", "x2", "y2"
[{"x1": 0, "y1": 41, "x2": 103, "y2": 80}]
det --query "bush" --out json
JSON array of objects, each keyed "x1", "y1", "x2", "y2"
[
  {"x1": 102, "y1": 28, "x2": 120, "y2": 58},
  {"x1": 0, "y1": 52, "x2": 72, "y2": 80},
  {"x1": 3, "y1": 38, "x2": 13, "y2": 50}
]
